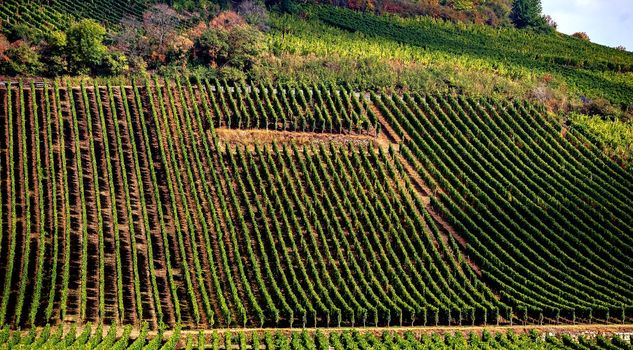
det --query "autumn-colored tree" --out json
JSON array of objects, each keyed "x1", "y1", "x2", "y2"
[
  {"x1": 188, "y1": 21, "x2": 210, "y2": 41},
  {"x1": 0, "y1": 33, "x2": 10, "y2": 62},
  {"x1": 194, "y1": 12, "x2": 264, "y2": 74},
  {"x1": 1, "y1": 40, "x2": 43, "y2": 76},
  {"x1": 572, "y1": 32, "x2": 590, "y2": 42},
  {"x1": 210, "y1": 11, "x2": 247, "y2": 30},
  {"x1": 113, "y1": 16, "x2": 146, "y2": 59},
  {"x1": 169, "y1": 35, "x2": 195, "y2": 67},
  {"x1": 144, "y1": 4, "x2": 182, "y2": 62}
]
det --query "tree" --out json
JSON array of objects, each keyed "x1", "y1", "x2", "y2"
[
  {"x1": 210, "y1": 11, "x2": 246, "y2": 30},
  {"x1": 40, "y1": 30, "x2": 68, "y2": 75},
  {"x1": 572, "y1": 32, "x2": 590, "y2": 41},
  {"x1": 143, "y1": 4, "x2": 181, "y2": 63},
  {"x1": 194, "y1": 28, "x2": 230, "y2": 67},
  {"x1": 237, "y1": 0, "x2": 270, "y2": 31},
  {"x1": 194, "y1": 14, "x2": 264, "y2": 74},
  {"x1": 510, "y1": 0, "x2": 545, "y2": 29},
  {"x1": 113, "y1": 16, "x2": 146, "y2": 59},
  {"x1": 224, "y1": 25, "x2": 264, "y2": 70},
  {"x1": 66, "y1": 19, "x2": 108, "y2": 74}
]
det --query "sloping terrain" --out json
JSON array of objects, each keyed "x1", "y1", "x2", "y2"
[
  {"x1": 0, "y1": 0, "x2": 144, "y2": 33},
  {"x1": 2, "y1": 324, "x2": 632, "y2": 349},
  {"x1": 268, "y1": 6, "x2": 633, "y2": 109},
  {"x1": 0, "y1": 79, "x2": 631, "y2": 334}
]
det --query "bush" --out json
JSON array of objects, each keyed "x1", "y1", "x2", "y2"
[
  {"x1": 194, "y1": 15, "x2": 264, "y2": 72},
  {"x1": 237, "y1": 0, "x2": 271, "y2": 31},
  {"x1": 572, "y1": 32, "x2": 590, "y2": 41},
  {"x1": 582, "y1": 97, "x2": 619, "y2": 118},
  {"x1": 66, "y1": 19, "x2": 108, "y2": 74},
  {"x1": 220, "y1": 66, "x2": 248, "y2": 80},
  {"x1": 1, "y1": 41, "x2": 43, "y2": 76},
  {"x1": 543, "y1": 15, "x2": 557, "y2": 29},
  {"x1": 40, "y1": 30, "x2": 68, "y2": 75},
  {"x1": 100, "y1": 51, "x2": 129, "y2": 76}
]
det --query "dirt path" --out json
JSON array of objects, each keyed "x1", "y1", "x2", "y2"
[{"x1": 369, "y1": 99, "x2": 401, "y2": 145}]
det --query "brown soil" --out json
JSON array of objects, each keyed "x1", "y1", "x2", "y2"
[
  {"x1": 426, "y1": 207, "x2": 481, "y2": 277},
  {"x1": 370, "y1": 102, "x2": 402, "y2": 145},
  {"x1": 216, "y1": 128, "x2": 384, "y2": 151}
]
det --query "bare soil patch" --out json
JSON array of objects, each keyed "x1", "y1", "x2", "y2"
[{"x1": 216, "y1": 128, "x2": 388, "y2": 151}]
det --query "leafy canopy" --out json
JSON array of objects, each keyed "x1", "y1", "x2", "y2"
[
  {"x1": 510, "y1": 0, "x2": 545, "y2": 29},
  {"x1": 66, "y1": 19, "x2": 108, "y2": 74}
]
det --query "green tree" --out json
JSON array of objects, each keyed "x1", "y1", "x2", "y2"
[
  {"x1": 450, "y1": 0, "x2": 474, "y2": 11},
  {"x1": 510, "y1": 0, "x2": 545, "y2": 29},
  {"x1": 41, "y1": 30, "x2": 68, "y2": 75},
  {"x1": 66, "y1": 19, "x2": 108, "y2": 74}
]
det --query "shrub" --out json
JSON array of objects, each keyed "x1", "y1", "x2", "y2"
[
  {"x1": 66, "y1": 19, "x2": 108, "y2": 74},
  {"x1": 543, "y1": 15, "x2": 557, "y2": 29},
  {"x1": 40, "y1": 30, "x2": 68, "y2": 75},
  {"x1": 100, "y1": 51, "x2": 129, "y2": 75},
  {"x1": 220, "y1": 66, "x2": 248, "y2": 80},
  {"x1": 238, "y1": 0, "x2": 271, "y2": 31},
  {"x1": 572, "y1": 32, "x2": 590, "y2": 41},
  {"x1": 210, "y1": 11, "x2": 247, "y2": 30},
  {"x1": 581, "y1": 97, "x2": 619, "y2": 118},
  {"x1": 1, "y1": 41, "x2": 43, "y2": 76},
  {"x1": 194, "y1": 17, "x2": 264, "y2": 71}
]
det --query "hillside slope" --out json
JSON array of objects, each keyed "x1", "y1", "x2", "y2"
[
  {"x1": 0, "y1": 80, "x2": 631, "y2": 332},
  {"x1": 0, "y1": 0, "x2": 144, "y2": 33},
  {"x1": 266, "y1": 6, "x2": 633, "y2": 108},
  {"x1": 1, "y1": 1, "x2": 633, "y2": 346}
]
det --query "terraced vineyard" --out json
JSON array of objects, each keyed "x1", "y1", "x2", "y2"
[
  {"x1": 0, "y1": 0, "x2": 144, "y2": 33},
  {"x1": 0, "y1": 79, "x2": 631, "y2": 336},
  {"x1": 3, "y1": 325, "x2": 633, "y2": 349},
  {"x1": 373, "y1": 92, "x2": 633, "y2": 324}
]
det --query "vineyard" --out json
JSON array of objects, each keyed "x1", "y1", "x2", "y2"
[
  {"x1": 0, "y1": 78, "x2": 632, "y2": 345},
  {"x1": 0, "y1": 0, "x2": 144, "y2": 33},
  {"x1": 2, "y1": 325, "x2": 632, "y2": 349},
  {"x1": 307, "y1": 5, "x2": 633, "y2": 105}
]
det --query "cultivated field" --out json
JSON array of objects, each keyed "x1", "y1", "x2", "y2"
[{"x1": 0, "y1": 79, "x2": 631, "y2": 337}]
